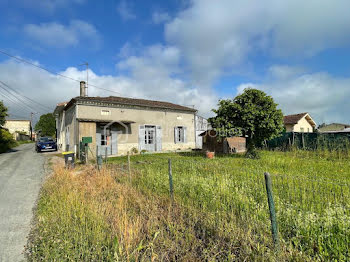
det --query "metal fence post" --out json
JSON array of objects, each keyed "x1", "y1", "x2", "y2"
[
  {"x1": 96, "y1": 146, "x2": 102, "y2": 170},
  {"x1": 168, "y1": 159, "x2": 174, "y2": 200},
  {"x1": 105, "y1": 147, "x2": 108, "y2": 164},
  {"x1": 127, "y1": 151, "x2": 131, "y2": 181},
  {"x1": 264, "y1": 172, "x2": 279, "y2": 249}
]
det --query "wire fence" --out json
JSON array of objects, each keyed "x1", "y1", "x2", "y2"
[{"x1": 104, "y1": 155, "x2": 350, "y2": 259}]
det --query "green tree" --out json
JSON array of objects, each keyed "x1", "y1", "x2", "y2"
[
  {"x1": 35, "y1": 113, "x2": 56, "y2": 137},
  {"x1": 0, "y1": 101, "x2": 7, "y2": 126},
  {"x1": 209, "y1": 88, "x2": 284, "y2": 157}
]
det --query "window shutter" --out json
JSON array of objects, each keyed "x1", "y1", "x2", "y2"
[
  {"x1": 156, "y1": 125, "x2": 162, "y2": 151},
  {"x1": 96, "y1": 132, "x2": 101, "y2": 156},
  {"x1": 139, "y1": 125, "x2": 145, "y2": 151},
  {"x1": 183, "y1": 127, "x2": 187, "y2": 143},
  {"x1": 174, "y1": 127, "x2": 178, "y2": 144},
  {"x1": 111, "y1": 131, "x2": 118, "y2": 155}
]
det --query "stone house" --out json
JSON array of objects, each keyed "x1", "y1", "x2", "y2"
[
  {"x1": 283, "y1": 113, "x2": 316, "y2": 133},
  {"x1": 54, "y1": 81, "x2": 198, "y2": 157},
  {"x1": 3, "y1": 120, "x2": 32, "y2": 140}
]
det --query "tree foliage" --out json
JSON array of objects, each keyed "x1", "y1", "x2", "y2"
[
  {"x1": 209, "y1": 88, "x2": 284, "y2": 154},
  {"x1": 0, "y1": 101, "x2": 7, "y2": 126},
  {"x1": 35, "y1": 113, "x2": 56, "y2": 137}
]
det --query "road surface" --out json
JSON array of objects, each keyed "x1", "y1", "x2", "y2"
[{"x1": 0, "y1": 144, "x2": 46, "y2": 262}]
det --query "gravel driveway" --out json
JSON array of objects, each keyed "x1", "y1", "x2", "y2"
[{"x1": 0, "y1": 144, "x2": 46, "y2": 262}]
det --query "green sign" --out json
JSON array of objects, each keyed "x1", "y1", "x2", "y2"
[{"x1": 82, "y1": 136, "x2": 92, "y2": 144}]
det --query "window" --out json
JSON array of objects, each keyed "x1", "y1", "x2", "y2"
[
  {"x1": 175, "y1": 126, "x2": 186, "y2": 143},
  {"x1": 101, "y1": 109, "x2": 111, "y2": 116},
  {"x1": 300, "y1": 127, "x2": 304, "y2": 133},
  {"x1": 307, "y1": 128, "x2": 310, "y2": 132},
  {"x1": 101, "y1": 126, "x2": 111, "y2": 146},
  {"x1": 144, "y1": 126, "x2": 155, "y2": 145}
]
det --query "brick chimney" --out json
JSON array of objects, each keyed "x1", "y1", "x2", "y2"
[{"x1": 80, "y1": 81, "x2": 86, "y2": 97}]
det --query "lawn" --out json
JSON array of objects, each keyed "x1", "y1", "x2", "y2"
[{"x1": 27, "y1": 150, "x2": 350, "y2": 261}]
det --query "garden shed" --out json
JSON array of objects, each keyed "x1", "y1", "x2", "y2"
[{"x1": 200, "y1": 130, "x2": 246, "y2": 153}]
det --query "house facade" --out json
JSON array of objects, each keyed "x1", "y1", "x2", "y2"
[
  {"x1": 3, "y1": 120, "x2": 32, "y2": 140},
  {"x1": 54, "y1": 82, "x2": 197, "y2": 157},
  {"x1": 283, "y1": 113, "x2": 316, "y2": 133}
]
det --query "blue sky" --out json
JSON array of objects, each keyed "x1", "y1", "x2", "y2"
[{"x1": 0, "y1": 0, "x2": 350, "y2": 124}]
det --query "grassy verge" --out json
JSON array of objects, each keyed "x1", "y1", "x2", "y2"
[{"x1": 28, "y1": 163, "x2": 307, "y2": 261}]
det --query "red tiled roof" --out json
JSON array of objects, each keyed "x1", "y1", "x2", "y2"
[
  {"x1": 283, "y1": 113, "x2": 308, "y2": 125},
  {"x1": 71, "y1": 96, "x2": 197, "y2": 112}
]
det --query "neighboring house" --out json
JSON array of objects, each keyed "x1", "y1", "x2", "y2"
[
  {"x1": 319, "y1": 127, "x2": 350, "y2": 134},
  {"x1": 318, "y1": 123, "x2": 350, "y2": 133},
  {"x1": 195, "y1": 115, "x2": 210, "y2": 149},
  {"x1": 200, "y1": 130, "x2": 246, "y2": 153},
  {"x1": 283, "y1": 113, "x2": 316, "y2": 133},
  {"x1": 54, "y1": 81, "x2": 198, "y2": 156},
  {"x1": 3, "y1": 120, "x2": 32, "y2": 140}
]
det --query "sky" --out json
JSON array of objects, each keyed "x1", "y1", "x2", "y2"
[{"x1": 0, "y1": 0, "x2": 350, "y2": 124}]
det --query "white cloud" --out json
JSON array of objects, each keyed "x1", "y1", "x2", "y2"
[
  {"x1": 13, "y1": 0, "x2": 86, "y2": 13},
  {"x1": 116, "y1": 0, "x2": 136, "y2": 21},
  {"x1": 165, "y1": 0, "x2": 350, "y2": 85},
  {"x1": 23, "y1": 20, "x2": 100, "y2": 48},
  {"x1": 0, "y1": 54, "x2": 217, "y2": 121},
  {"x1": 237, "y1": 65, "x2": 350, "y2": 124},
  {"x1": 152, "y1": 12, "x2": 171, "y2": 24}
]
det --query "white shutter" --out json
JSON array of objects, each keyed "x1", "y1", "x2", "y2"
[
  {"x1": 96, "y1": 132, "x2": 102, "y2": 156},
  {"x1": 156, "y1": 126, "x2": 162, "y2": 151},
  {"x1": 183, "y1": 127, "x2": 187, "y2": 143},
  {"x1": 139, "y1": 125, "x2": 145, "y2": 151},
  {"x1": 174, "y1": 127, "x2": 178, "y2": 144}
]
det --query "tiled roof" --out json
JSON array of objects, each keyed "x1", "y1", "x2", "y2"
[
  {"x1": 283, "y1": 113, "x2": 308, "y2": 125},
  {"x1": 72, "y1": 96, "x2": 197, "y2": 112}
]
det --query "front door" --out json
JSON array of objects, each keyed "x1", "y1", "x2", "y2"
[
  {"x1": 96, "y1": 124, "x2": 117, "y2": 156},
  {"x1": 144, "y1": 125, "x2": 156, "y2": 152}
]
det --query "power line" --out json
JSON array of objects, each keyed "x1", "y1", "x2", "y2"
[
  {"x1": 0, "y1": 82, "x2": 43, "y2": 114},
  {"x1": 0, "y1": 80, "x2": 52, "y2": 111},
  {"x1": 0, "y1": 87, "x2": 35, "y2": 113},
  {"x1": 0, "y1": 49, "x2": 129, "y2": 97}
]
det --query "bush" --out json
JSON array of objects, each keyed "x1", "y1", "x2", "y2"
[{"x1": 0, "y1": 129, "x2": 17, "y2": 153}]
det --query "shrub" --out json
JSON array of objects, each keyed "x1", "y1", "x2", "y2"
[{"x1": 0, "y1": 129, "x2": 17, "y2": 153}]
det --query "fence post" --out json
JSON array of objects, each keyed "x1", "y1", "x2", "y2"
[
  {"x1": 96, "y1": 146, "x2": 102, "y2": 170},
  {"x1": 105, "y1": 147, "x2": 108, "y2": 164},
  {"x1": 127, "y1": 151, "x2": 131, "y2": 181},
  {"x1": 264, "y1": 172, "x2": 279, "y2": 249},
  {"x1": 168, "y1": 159, "x2": 174, "y2": 200}
]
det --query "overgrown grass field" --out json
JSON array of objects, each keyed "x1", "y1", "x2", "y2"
[
  {"x1": 110, "y1": 150, "x2": 350, "y2": 261},
  {"x1": 28, "y1": 150, "x2": 350, "y2": 261}
]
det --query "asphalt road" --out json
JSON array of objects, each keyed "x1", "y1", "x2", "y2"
[{"x1": 0, "y1": 144, "x2": 46, "y2": 262}]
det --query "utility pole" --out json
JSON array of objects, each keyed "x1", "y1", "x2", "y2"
[
  {"x1": 79, "y1": 62, "x2": 89, "y2": 96},
  {"x1": 30, "y1": 112, "x2": 34, "y2": 141}
]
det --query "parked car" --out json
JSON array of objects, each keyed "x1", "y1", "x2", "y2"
[{"x1": 36, "y1": 137, "x2": 57, "y2": 152}]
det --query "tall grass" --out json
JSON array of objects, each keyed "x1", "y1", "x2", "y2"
[
  {"x1": 28, "y1": 164, "x2": 306, "y2": 261},
  {"x1": 109, "y1": 150, "x2": 350, "y2": 261}
]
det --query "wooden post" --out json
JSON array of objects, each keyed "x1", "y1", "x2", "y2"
[
  {"x1": 127, "y1": 151, "x2": 131, "y2": 181},
  {"x1": 168, "y1": 159, "x2": 174, "y2": 200},
  {"x1": 264, "y1": 172, "x2": 279, "y2": 249},
  {"x1": 302, "y1": 133, "x2": 305, "y2": 149}
]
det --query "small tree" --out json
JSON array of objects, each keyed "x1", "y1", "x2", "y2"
[
  {"x1": 0, "y1": 101, "x2": 7, "y2": 126},
  {"x1": 209, "y1": 88, "x2": 284, "y2": 157},
  {"x1": 35, "y1": 113, "x2": 56, "y2": 137}
]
